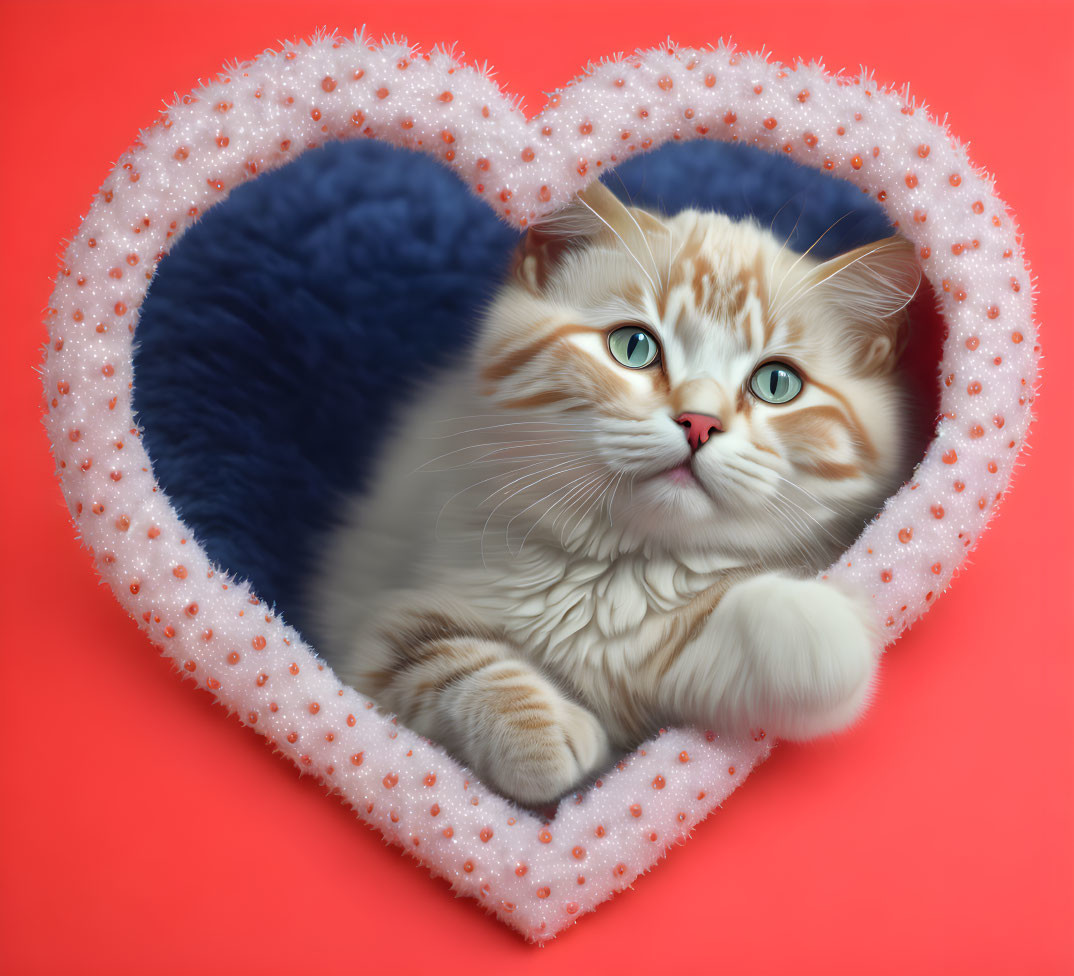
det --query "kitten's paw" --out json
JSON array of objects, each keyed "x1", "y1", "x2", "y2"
[
  {"x1": 495, "y1": 698, "x2": 611, "y2": 807},
  {"x1": 719, "y1": 574, "x2": 881, "y2": 741},
  {"x1": 448, "y1": 672, "x2": 610, "y2": 807}
]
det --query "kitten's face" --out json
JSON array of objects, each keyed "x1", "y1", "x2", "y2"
[{"x1": 473, "y1": 182, "x2": 920, "y2": 564}]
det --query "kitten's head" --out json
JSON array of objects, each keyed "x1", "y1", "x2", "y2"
[{"x1": 471, "y1": 180, "x2": 920, "y2": 565}]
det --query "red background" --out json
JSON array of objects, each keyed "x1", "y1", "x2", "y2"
[{"x1": 2, "y1": 2, "x2": 1072, "y2": 973}]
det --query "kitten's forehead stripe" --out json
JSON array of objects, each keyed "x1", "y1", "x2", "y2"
[{"x1": 648, "y1": 221, "x2": 779, "y2": 377}]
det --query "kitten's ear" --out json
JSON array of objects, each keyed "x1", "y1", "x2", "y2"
[
  {"x1": 513, "y1": 220, "x2": 580, "y2": 293},
  {"x1": 810, "y1": 235, "x2": 922, "y2": 376},
  {"x1": 513, "y1": 180, "x2": 645, "y2": 293}
]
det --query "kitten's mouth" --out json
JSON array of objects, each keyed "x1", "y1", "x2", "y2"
[
  {"x1": 663, "y1": 461, "x2": 698, "y2": 486},
  {"x1": 651, "y1": 460, "x2": 719, "y2": 504}
]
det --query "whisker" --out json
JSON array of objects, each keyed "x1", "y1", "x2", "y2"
[
  {"x1": 513, "y1": 470, "x2": 600, "y2": 555},
  {"x1": 775, "y1": 240, "x2": 917, "y2": 322},
  {"x1": 605, "y1": 468, "x2": 627, "y2": 527},
  {"x1": 427, "y1": 420, "x2": 596, "y2": 440},
  {"x1": 565, "y1": 470, "x2": 615, "y2": 540},
  {"x1": 772, "y1": 490, "x2": 855, "y2": 550},
  {"x1": 479, "y1": 458, "x2": 597, "y2": 566},
  {"x1": 728, "y1": 457, "x2": 853, "y2": 521},
  {"x1": 770, "y1": 472, "x2": 859, "y2": 519},
  {"x1": 616, "y1": 195, "x2": 663, "y2": 288},
  {"x1": 550, "y1": 472, "x2": 605, "y2": 533},
  {"x1": 767, "y1": 202, "x2": 804, "y2": 283},
  {"x1": 433, "y1": 456, "x2": 579, "y2": 538},
  {"x1": 575, "y1": 193, "x2": 660, "y2": 294},
  {"x1": 480, "y1": 456, "x2": 595, "y2": 507},
  {"x1": 556, "y1": 471, "x2": 607, "y2": 541},
  {"x1": 505, "y1": 465, "x2": 597, "y2": 542},
  {"x1": 436, "y1": 451, "x2": 588, "y2": 469},
  {"x1": 769, "y1": 211, "x2": 853, "y2": 315},
  {"x1": 417, "y1": 437, "x2": 592, "y2": 472}
]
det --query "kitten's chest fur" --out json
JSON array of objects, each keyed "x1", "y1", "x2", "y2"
[{"x1": 457, "y1": 545, "x2": 748, "y2": 743}]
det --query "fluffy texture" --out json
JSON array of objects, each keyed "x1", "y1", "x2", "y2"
[
  {"x1": 40, "y1": 32, "x2": 1038, "y2": 942},
  {"x1": 309, "y1": 182, "x2": 922, "y2": 805}
]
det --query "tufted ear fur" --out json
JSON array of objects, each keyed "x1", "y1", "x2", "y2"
[
  {"x1": 809, "y1": 235, "x2": 922, "y2": 376},
  {"x1": 514, "y1": 180, "x2": 655, "y2": 293}
]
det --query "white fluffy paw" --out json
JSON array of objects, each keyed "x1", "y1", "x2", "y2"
[{"x1": 717, "y1": 574, "x2": 881, "y2": 741}]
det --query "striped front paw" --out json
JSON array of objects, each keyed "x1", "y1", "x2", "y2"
[{"x1": 444, "y1": 661, "x2": 610, "y2": 806}]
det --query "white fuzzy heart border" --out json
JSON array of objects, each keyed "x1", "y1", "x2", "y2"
[{"x1": 39, "y1": 31, "x2": 1038, "y2": 942}]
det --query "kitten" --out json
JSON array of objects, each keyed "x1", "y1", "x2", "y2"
[{"x1": 309, "y1": 180, "x2": 920, "y2": 806}]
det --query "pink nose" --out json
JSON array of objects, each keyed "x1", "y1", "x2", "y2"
[{"x1": 676, "y1": 412, "x2": 724, "y2": 452}]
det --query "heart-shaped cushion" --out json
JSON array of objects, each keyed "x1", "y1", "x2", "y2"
[{"x1": 40, "y1": 31, "x2": 1038, "y2": 943}]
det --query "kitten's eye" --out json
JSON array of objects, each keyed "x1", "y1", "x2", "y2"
[
  {"x1": 749, "y1": 362, "x2": 803, "y2": 404},
  {"x1": 608, "y1": 326, "x2": 660, "y2": 369}
]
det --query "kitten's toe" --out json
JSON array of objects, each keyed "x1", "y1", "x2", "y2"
[{"x1": 559, "y1": 698, "x2": 613, "y2": 784}]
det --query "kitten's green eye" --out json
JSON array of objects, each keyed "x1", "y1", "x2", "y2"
[
  {"x1": 608, "y1": 326, "x2": 660, "y2": 369},
  {"x1": 750, "y1": 362, "x2": 803, "y2": 404}
]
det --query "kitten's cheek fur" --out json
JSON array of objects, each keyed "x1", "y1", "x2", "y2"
[{"x1": 667, "y1": 575, "x2": 881, "y2": 742}]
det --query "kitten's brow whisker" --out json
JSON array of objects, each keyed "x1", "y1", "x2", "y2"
[
  {"x1": 614, "y1": 193, "x2": 663, "y2": 289},
  {"x1": 768, "y1": 195, "x2": 803, "y2": 234},
  {"x1": 664, "y1": 225, "x2": 674, "y2": 292},
  {"x1": 767, "y1": 203, "x2": 804, "y2": 283},
  {"x1": 769, "y1": 211, "x2": 853, "y2": 315},
  {"x1": 575, "y1": 193, "x2": 660, "y2": 295},
  {"x1": 775, "y1": 241, "x2": 917, "y2": 322}
]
